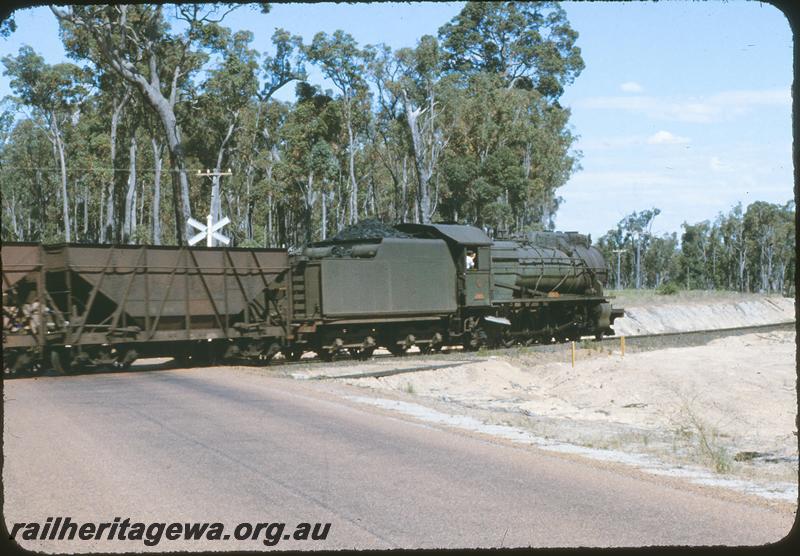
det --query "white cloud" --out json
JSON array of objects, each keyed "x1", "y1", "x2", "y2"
[
  {"x1": 575, "y1": 88, "x2": 791, "y2": 123},
  {"x1": 578, "y1": 135, "x2": 642, "y2": 150},
  {"x1": 620, "y1": 81, "x2": 644, "y2": 93},
  {"x1": 647, "y1": 130, "x2": 690, "y2": 145},
  {"x1": 709, "y1": 156, "x2": 728, "y2": 172}
]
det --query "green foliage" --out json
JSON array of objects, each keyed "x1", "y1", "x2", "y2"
[
  {"x1": 2, "y1": 46, "x2": 87, "y2": 114},
  {"x1": 1, "y1": 4, "x2": 793, "y2": 294},
  {"x1": 0, "y1": 15, "x2": 16, "y2": 38},
  {"x1": 438, "y1": 1, "x2": 584, "y2": 97},
  {"x1": 598, "y1": 201, "x2": 794, "y2": 295},
  {"x1": 656, "y1": 282, "x2": 680, "y2": 296}
]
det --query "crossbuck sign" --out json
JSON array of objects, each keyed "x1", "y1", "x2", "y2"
[{"x1": 188, "y1": 214, "x2": 231, "y2": 247}]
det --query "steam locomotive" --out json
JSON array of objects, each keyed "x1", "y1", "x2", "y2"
[{"x1": 1, "y1": 223, "x2": 623, "y2": 374}]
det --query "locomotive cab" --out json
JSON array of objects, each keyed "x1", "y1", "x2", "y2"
[
  {"x1": 461, "y1": 245, "x2": 491, "y2": 307},
  {"x1": 395, "y1": 223, "x2": 493, "y2": 308}
]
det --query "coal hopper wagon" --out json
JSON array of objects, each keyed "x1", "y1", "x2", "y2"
[
  {"x1": 2, "y1": 243, "x2": 291, "y2": 374},
  {"x1": 2, "y1": 223, "x2": 623, "y2": 374}
]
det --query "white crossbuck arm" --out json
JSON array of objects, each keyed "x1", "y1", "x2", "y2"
[{"x1": 186, "y1": 215, "x2": 231, "y2": 246}]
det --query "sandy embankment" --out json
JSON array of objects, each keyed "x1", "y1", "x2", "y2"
[{"x1": 612, "y1": 294, "x2": 794, "y2": 336}]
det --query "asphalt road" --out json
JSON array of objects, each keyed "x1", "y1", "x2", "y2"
[{"x1": 2, "y1": 366, "x2": 795, "y2": 551}]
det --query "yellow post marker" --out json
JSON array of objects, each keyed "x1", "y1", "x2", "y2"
[
  {"x1": 571, "y1": 341, "x2": 576, "y2": 367},
  {"x1": 621, "y1": 336, "x2": 626, "y2": 357}
]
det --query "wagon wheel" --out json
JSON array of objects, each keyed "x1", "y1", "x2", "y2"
[
  {"x1": 419, "y1": 342, "x2": 442, "y2": 355},
  {"x1": 420, "y1": 332, "x2": 445, "y2": 355},
  {"x1": 284, "y1": 348, "x2": 304, "y2": 362},
  {"x1": 3, "y1": 352, "x2": 18, "y2": 375},
  {"x1": 12, "y1": 352, "x2": 34, "y2": 375},
  {"x1": 49, "y1": 349, "x2": 72, "y2": 375},
  {"x1": 261, "y1": 342, "x2": 282, "y2": 364},
  {"x1": 117, "y1": 349, "x2": 138, "y2": 370}
]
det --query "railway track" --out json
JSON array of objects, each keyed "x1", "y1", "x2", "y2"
[
  {"x1": 300, "y1": 320, "x2": 797, "y2": 381},
  {"x1": 5, "y1": 321, "x2": 794, "y2": 379}
]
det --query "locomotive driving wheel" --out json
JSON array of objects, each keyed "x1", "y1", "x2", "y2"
[
  {"x1": 387, "y1": 344, "x2": 407, "y2": 356},
  {"x1": 500, "y1": 330, "x2": 516, "y2": 348},
  {"x1": 462, "y1": 328, "x2": 488, "y2": 351}
]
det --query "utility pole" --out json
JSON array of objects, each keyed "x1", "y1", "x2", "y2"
[
  {"x1": 612, "y1": 249, "x2": 627, "y2": 290},
  {"x1": 197, "y1": 168, "x2": 232, "y2": 246}
]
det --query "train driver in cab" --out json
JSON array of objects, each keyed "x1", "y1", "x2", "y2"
[{"x1": 466, "y1": 250, "x2": 476, "y2": 270}]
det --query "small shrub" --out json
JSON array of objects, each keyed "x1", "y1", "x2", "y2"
[
  {"x1": 670, "y1": 390, "x2": 734, "y2": 474},
  {"x1": 238, "y1": 238, "x2": 262, "y2": 248},
  {"x1": 580, "y1": 339, "x2": 603, "y2": 351},
  {"x1": 656, "y1": 282, "x2": 680, "y2": 295}
]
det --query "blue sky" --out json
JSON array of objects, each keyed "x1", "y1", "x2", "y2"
[{"x1": 0, "y1": 2, "x2": 793, "y2": 239}]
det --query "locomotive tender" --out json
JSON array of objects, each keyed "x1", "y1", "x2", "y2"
[{"x1": 1, "y1": 223, "x2": 623, "y2": 374}]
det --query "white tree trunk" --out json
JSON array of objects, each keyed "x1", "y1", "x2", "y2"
[
  {"x1": 151, "y1": 137, "x2": 163, "y2": 245},
  {"x1": 123, "y1": 136, "x2": 137, "y2": 243},
  {"x1": 347, "y1": 116, "x2": 358, "y2": 224},
  {"x1": 103, "y1": 87, "x2": 131, "y2": 243},
  {"x1": 51, "y1": 116, "x2": 71, "y2": 242}
]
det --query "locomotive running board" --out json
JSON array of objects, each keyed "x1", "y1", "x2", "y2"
[{"x1": 483, "y1": 316, "x2": 512, "y2": 326}]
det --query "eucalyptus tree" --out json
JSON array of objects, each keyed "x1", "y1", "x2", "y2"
[
  {"x1": 1, "y1": 120, "x2": 50, "y2": 241},
  {"x1": 394, "y1": 35, "x2": 450, "y2": 224},
  {"x1": 51, "y1": 3, "x2": 245, "y2": 243},
  {"x1": 0, "y1": 14, "x2": 16, "y2": 38},
  {"x1": 770, "y1": 201, "x2": 795, "y2": 295},
  {"x1": 679, "y1": 221, "x2": 712, "y2": 290},
  {"x1": 96, "y1": 73, "x2": 132, "y2": 243},
  {"x1": 719, "y1": 203, "x2": 747, "y2": 291},
  {"x1": 437, "y1": 71, "x2": 533, "y2": 229},
  {"x1": 229, "y1": 28, "x2": 306, "y2": 243},
  {"x1": 190, "y1": 28, "x2": 259, "y2": 236},
  {"x1": 743, "y1": 201, "x2": 794, "y2": 293},
  {"x1": 364, "y1": 43, "x2": 414, "y2": 222},
  {"x1": 0, "y1": 102, "x2": 19, "y2": 238},
  {"x1": 438, "y1": 1, "x2": 584, "y2": 97},
  {"x1": 437, "y1": 1, "x2": 584, "y2": 231},
  {"x1": 620, "y1": 208, "x2": 660, "y2": 289},
  {"x1": 304, "y1": 30, "x2": 368, "y2": 225},
  {"x1": 642, "y1": 233, "x2": 679, "y2": 287},
  {"x1": 2, "y1": 46, "x2": 87, "y2": 242},
  {"x1": 275, "y1": 82, "x2": 341, "y2": 243}
]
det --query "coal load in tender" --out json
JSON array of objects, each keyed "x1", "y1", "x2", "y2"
[{"x1": 331, "y1": 219, "x2": 411, "y2": 241}]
